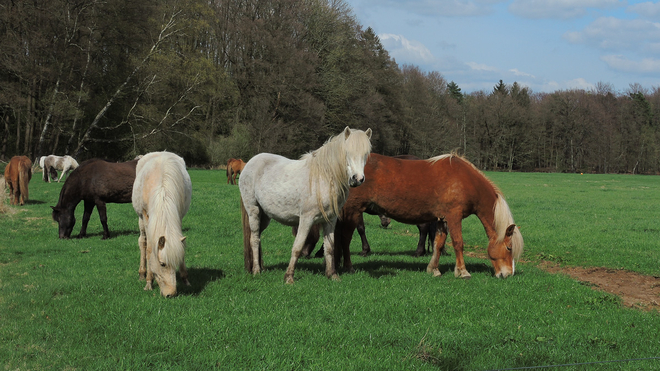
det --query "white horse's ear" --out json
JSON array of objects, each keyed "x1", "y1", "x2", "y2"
[
  {"x1": 365, "y1": 128, "x2": 372, "y2": 139},
  {"x1": 344, "y1": 126, "x2": 351, "y2": 139},
  {"x1": 180, "y1": 236, "x2": 186, "y2": 243},
  {"x1": 158, "y1": 236, "x2": 166, "y2": 250}
]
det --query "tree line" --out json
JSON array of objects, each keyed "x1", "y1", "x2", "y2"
[{"x1": 2, "y1": 0, "x2": 659, "y2": 174}]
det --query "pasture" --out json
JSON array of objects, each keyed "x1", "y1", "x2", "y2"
[{"x1": 1, "y1": 168, "x2": 659, "y2": 370}]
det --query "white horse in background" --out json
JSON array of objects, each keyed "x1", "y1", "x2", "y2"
[
  {"x1": 39, "y1": 155, "x2": 79, "y2": 183},
  {"x1": 132, "y1": 151, "x2": 192, "y2": 298},
  {"x1": 239, "y1": 126, "x2": 372, "y2": 284}
]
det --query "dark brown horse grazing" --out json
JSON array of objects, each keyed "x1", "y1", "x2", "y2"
[
  {"x1": 336, "y1": 153, "x2": 523, "y2": 278},
  {"x1": 4, "y1": 156, "x2": 32, "y2": 205},
  {"x1": 226, "y1": 158, "x2": 246, "y2": 185},
  {"x1": 51, "y1": 158, "x2": 138, "y2": 239}
]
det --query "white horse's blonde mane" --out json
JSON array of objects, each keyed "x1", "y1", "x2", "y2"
[
  {"x1": 303, "y1": 129, "x2": 372, "y2": 221},
  {"x1": 428, "y1": 152, "x2": 523, "y2": 260},
  {"x1": 145, "y1": 158, "x2": 188, "y2": 268}
]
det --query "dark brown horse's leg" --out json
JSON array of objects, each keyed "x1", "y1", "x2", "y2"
[
  {"x1": 446, "y1": 218, "x2": 470, "y2": 279},
  {"x1": 414, "y1": 223, "x2": 429, "y2": 257},
  {"x1": 78, "y1": 200, "x2": 95, "y2": 238},
  {"x1": 335, "y1": 213, "x2": 359, "y2": 273},
  {"x1": 426, "y1": 219, "x2": 448, "y2": 276},
  {"x1": 95, "y1": 200, "x2": 111, "y2": 239},
  {"x1": 357, "y1": 214, "x2": 371, "y2": 256}
]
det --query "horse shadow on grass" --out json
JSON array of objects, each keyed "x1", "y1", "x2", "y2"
[
  {"x1": 76, "y1": 229, "x2": 137, "y2": 239},
  {"x1": 25, "y1": 199, "x2": 46, "y2": 205},
  {"x1": 177, "y1": 267, "x2": 225, "y2": 296},
  {"x1": 267, "y1": 254, "x2": 494, "y2": 279}
]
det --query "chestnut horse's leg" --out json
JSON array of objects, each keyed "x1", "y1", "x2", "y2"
[
  {"x1": 446, "y1": 218, "x2": 470, "y2": 279},
  {"x1": 78, "y1": 200, "x2": 95, "y2": 238},
  {"x1": 95, "y1": 200, "x2": 111, "y2": 240},
  {"x1": 357, "y1": 214, "x2": 371, "y2": 256},
  {"x1": 426, "y1": 219, "x2": 448, "y2": 277}
]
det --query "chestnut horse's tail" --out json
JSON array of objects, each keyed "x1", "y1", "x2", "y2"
[
  {"x1": 18, "y1": 160, "x2": 31, "y2": 204},
  {"x1": 493, "y1": 195, "x2": 524, "y2": 260},
  {"x1": 241, "y1": 195, "x2": 262, "y2": 272}
]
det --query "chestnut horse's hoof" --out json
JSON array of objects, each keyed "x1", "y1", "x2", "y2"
[
  {"x1": 428, "y1": 268, "x2": 442, "y2": 277},
  {"x1": 284, "y1": 274, "x2": 295, "y2": 284},
  {"x1": 330, "y1": 274, "x2": 340, "y2": 282},
  {"x1": 454, "y1": 268, "x2": 471, "y2": 279}
]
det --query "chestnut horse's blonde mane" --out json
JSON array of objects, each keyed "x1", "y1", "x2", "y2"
[
  {"x1": 427, "y1": 152, "x2": 523, "y2": 260},
  {"x1": 302, "y1": 129, "x2": 372, "y2": 222}
]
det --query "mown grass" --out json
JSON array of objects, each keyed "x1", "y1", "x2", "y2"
[{"x1": 1, "y1": 169, "x2": 659, "y2": 370}]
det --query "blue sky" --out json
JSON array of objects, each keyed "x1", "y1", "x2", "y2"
[{"x1": 344, "y1": 0, "x2": 660, "y2": 93}]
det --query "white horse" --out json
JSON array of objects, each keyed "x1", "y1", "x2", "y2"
[
  {"x1": 239, "y1": 126, "x2": 372, "y2": 284},
  {"x1": 132, "y1": 151, "x2": 192, "y2": 297},
  {"x1": 40, "y1": 155, "x2": 79, "y2": 182}
]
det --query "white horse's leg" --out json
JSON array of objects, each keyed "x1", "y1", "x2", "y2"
[
  {"x1": 284, "y1": 220, "x2": 314, "y2": 284},
  {"x1": 322, "y1": 219, "x2": 340, "y2": 281},
  {"x1": 138, "y1": 216, "x2": 148, "y2": 281},
  {"x1": 58, "y1": 166, "x2": 66, "y2": 182},
  {"x1": 247, "y1": 205, "x2": 264, "y2": 275}
]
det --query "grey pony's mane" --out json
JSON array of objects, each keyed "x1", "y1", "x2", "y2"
[{"x1": 302, "y1": 129, "x2": 371, "y2": 222}]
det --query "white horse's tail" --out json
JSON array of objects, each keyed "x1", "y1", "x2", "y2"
[{"x1": 493, "y1": 195, "x2": 524, "y2": 260}]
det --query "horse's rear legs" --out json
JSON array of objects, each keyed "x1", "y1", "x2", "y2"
[{"x1": 426, "y1": 220, "x2": 447, "y2": 277}]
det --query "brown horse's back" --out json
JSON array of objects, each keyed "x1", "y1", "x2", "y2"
[
  {"x1": 4, "y1": 156, "x2": 32, "y2": 205},
  {"x1": 59, "y1": 158, "x2": 138, "y2": 204},
  {"x1": 345, "y1": 154, "x2": 497, "y2": 224}
]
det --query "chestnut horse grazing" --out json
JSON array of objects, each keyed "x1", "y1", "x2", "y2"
[
  {"x1": 133, "y1": 151, "x2": 192, "y2": 297},
  {"x1": 336, "y1": 153, "x2": 523, "y2": 278},
  {"x1": 240, "y1": 127, "x2": 372, "y2": 283},
  {"x1": 226, "y1": 158, "x2": 246, "y2": 185},
  {"x1": 4, "y1": 156, "x2": 32, "y2": 205},
  {"x1": 51, "y1": 158, "x2": 138, "y2": 239}
]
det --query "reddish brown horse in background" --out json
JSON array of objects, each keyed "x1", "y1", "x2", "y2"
[
  {"x1": 226, "y1": 158, "x2": 246, "y2": 185},
  {"x1": 336, "y1": 153, "x2": 524, "y2": 278},
  {"x1": 51, "y1": 158, "x2": 138, "y2": 239},
  {"x1": 4, "y1": 156, "x2": 32, "y2": 205}
]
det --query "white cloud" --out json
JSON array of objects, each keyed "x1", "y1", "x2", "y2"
[
  {"x1": 466, "y1": 61, "x2": 499, "y2": 72},
  {"x1": 627, "y1": 2, "x2": 660, "y2": 21},
  {"x1": 564, "y1": 17, "x2": 660, "y2": 53},
  {"x1": 379, "y1": 34, "x2": 435, "y2": 65},
  {"x1": 601, "y1": 55, "x2": 660, "y2": 74},
  {"x1": 509, "y1": 0, "x2": 624, "y2": 19},
  {"x1": 509, "y1": 68, "x2": 536, "y2": 78}
]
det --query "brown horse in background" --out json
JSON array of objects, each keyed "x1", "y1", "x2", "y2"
[
  {"x1": 226, "y1": 158, "x2": 246, "y2": 185},
  {"x1": 51, "y1": 158, "x2": 138, "y2": 239},
  {"x1": 4, "y1": 156, "x2": 32, "y2": 205},
  {"x1": 335, "y1": 153, "x2": 523, "y2": 278}
]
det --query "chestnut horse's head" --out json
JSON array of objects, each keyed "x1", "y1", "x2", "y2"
[
  {"x1": 51, "y1": 206, "x2": 75, "y2": 239},
  {"x1": 488, "y1": 224, "x2": 522, "y2": 278},
  {"x1": 488, "y1": 196, "x2": 524, "y2": 278}
]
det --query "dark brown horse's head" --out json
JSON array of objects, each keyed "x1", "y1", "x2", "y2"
[{"x1": 51, "y1": 206, "x2": 75, "y2": 239}]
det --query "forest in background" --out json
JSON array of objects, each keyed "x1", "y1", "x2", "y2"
[{"x1": 2, "y1": 0, "x2": 660, "y2": 174}]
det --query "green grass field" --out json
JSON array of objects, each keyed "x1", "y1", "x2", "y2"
[{"x1": 1, "y1": 169, "x2": 659, "y2": 370}]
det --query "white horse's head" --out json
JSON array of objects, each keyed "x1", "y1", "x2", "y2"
[
  {"x1": 149, "y1": 235, "x2": 186, "y2": 297},
  {"x1": 342, "y1": 126, "x2": 372, "y2": 187}
]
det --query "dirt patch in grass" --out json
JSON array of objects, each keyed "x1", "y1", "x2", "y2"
[
  {"x1": 539, "y1": 261, "x2": 660, "y2": 311},
  {"x1": 463, "y1": 248, "x2": 660, "y2": 311}
]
